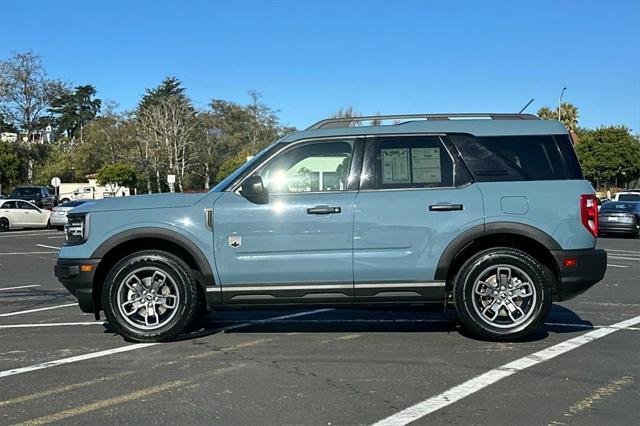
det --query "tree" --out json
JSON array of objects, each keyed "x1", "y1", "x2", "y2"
[
  {"x1": 137, "y1": 95, "x2": 198, "y2": 192},
  {"x1": 537, "y1": 103, "x2": 579, "y2": 131},
  {"x1": 49, "y1": 84, "x2": 102, "y2": 144},
  {"x1": 0, "y1": 51, "x2": 66, "y2": 139},
  {"x1": 575, "y1": 126, "x2": 640, "y2": 188},
  {"x1": 0, "y1": 141, "x2": 21, "y2": 194},
  {"x1": 137, "y1": 77, "x2": 188, "y2": 113},
  {"x1": 97, "y1": 163, "x2": 137, "y2": 195},
  {"x1": 330, "y1": 106, "x2": 361, "y2": 127}
]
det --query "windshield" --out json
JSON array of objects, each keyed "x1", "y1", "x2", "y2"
[
  {"x1": 11, "y1": 188, "x2": 41, "y2": 197},
  {"x1": 210, "y1": 143, "x2": 277, "y2": 192},
  {"x1": 601, "y1": 202, "x2": 637, "y2": 212}
]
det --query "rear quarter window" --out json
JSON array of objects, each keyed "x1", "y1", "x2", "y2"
[{"x1": 449, "y1": 134, "x2": 583, "y2": 182}]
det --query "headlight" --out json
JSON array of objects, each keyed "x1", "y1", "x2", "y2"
[{"x1": 64, "y1": 213, "x2": 89, "y2": 245}]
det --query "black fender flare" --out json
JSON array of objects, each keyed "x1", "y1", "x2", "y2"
[
  {"x1": 92, "y1": 227, "x2": 215, "y2": 286},
  {"x1": 434, "y1": 222, "x2": 561, "y2": 281}
]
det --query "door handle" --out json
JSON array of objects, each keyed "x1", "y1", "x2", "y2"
[
  {"x1": 307, "y1": 206, "x2": 341, "y2": 215},
  {"x1": 429, "y1": 203, "x2": 464, "y2": 212}
]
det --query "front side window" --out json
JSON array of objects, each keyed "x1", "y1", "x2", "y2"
[
  {"x1": 257, "y1": 140, "x2": 353, "y2": 194},
  {"x1": 18, "y1": 201, "x2": 38, "y2": 210},
  {"x1": 373, "y1": 136, "x2": 454, "y2": 189}
]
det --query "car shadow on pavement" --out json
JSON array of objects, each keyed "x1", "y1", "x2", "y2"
[{"x1": 147, "y1": 303, "x2": 594, "y2": 344}]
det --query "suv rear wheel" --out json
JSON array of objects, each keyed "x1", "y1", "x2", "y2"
[
  {"x1": 102, "y1": 250, "x2": 198, "y2": 342},
  {"x1": 453, "y1": 248, "x2": 551, "y2": 340}
]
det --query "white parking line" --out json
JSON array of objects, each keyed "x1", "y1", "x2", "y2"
[
  {"x1": 605, "y1": 248, "x2": 640, "y2": 254},
  {"x1": 0, "y1": 285, "x2": 41, "y2": 291},
  {"x1": 372, "y1": 314, "x2": 640, "y2": 426},
  {"x1": 0, "y1": 344, "x2": 157, "y2": 379},
  {"x1": 607, "y1": 264, "x2": 629, "y2": 268},
  {"x1": 0, "y1": 308, "x2": 332, "y2": 378},
  {"x1": 0, "y1": 303, "x2": 78, "y2": 317},
  {"x1": 607, "y1": 256, "x2": 640, "y2": 261},
  {"x1": 0, "y1": 322, "x2": 104, "y2": 330},
  {"x1": 35, "y1": 244, "x2": 61, "y2": 250},
  {"x1": 0, "y1": 251, "x2": 59, "y2": 256},
  {"x1": 0, "y1": 231, "x2": 59, "y2": 238}
]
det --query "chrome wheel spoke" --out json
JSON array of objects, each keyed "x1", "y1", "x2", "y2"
[
  {"x1": 472, "y1": 264, "x2": 537, "y2": 329},
  {"x1": 117, "y1": 267, "x2": 180, "y2": 331}
]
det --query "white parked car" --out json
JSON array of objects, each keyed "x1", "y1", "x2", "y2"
[
  {"x1": 0, "y1": 199, "x2": 52, "y2": 232},
  {"x1": 49, "y1": 200, "x2": 87, "y2": 230},
  {"x1": 613, "y1": 191, "x2": 640, "y2": 202}
]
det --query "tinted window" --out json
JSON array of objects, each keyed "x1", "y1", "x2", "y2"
[
  {"x1": 617, "y1": 193, "x2": 640, "y2": 202},
  {"x1": 60, "y1": 200, "x2": 86, "y2": 207},
  {"x1": 18, "y1": 201, "x2": 38, "y2": 210},
  {"x1": 1, "y1": 201, "x2": 18, "y2": 209},
  {"x1": 11, "y1": 187, "x2": 40, "y2": 197},
  {"x1": 451, "y1": 134, "x2": 582, "y2": 182},
  {"x1": 257, "y1": 140, "x2": 353, "y2": 193},
  {"x1": 601, "y1": 202, "x2": 637, "y2": 212},
  {"x1": 372, "y1": 136, "x2": 454, "y2": 189}
]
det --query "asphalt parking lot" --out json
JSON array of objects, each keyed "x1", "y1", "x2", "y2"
[{"x1": 0, "y1": 229, "x2": 638, "y2": 425}]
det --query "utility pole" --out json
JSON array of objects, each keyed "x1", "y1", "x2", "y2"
[{"x1": 558, "y1": 87, "x2": 567, "y2": 121}]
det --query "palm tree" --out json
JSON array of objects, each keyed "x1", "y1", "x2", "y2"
[{"x1": 537, "y1": 103, "x2": 579, "y2": 131}]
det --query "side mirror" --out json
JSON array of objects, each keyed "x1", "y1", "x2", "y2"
[{"x1": 240, "y1": 175, "x2": 269, "y2": 204}]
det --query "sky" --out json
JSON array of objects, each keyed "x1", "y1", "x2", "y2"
[{"x1": 1, "y1": 0, "x2": 639, "y2": 131}]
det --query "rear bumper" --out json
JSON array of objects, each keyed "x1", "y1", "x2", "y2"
[
  {"x1": 552, "y1": 248, "x2": 607, "y2": 301},
  {"x1": 54, "y1": 258, "x2": 101, "y2": 313}
]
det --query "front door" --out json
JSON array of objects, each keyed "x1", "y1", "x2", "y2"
[
  {"x1": 213, "y1": 138, "x2": 361, "y2": 304},
  {"x1": 353, "y1": 134, "x2": 484, "y2": 300},
  {"x1": 17, "y1": 201, "x2": 44, "y2": 227}
]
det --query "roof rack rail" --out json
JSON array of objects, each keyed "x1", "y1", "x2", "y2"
[{"x1": 307, "y1": 113, "x2": 540, "y2": 130}]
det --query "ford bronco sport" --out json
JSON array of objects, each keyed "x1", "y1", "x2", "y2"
[{"x1": 55, "y1": 113, "x2": 607, "y2": 342}]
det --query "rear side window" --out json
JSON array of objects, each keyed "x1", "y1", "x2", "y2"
[
  {"x1": 372, "y1": 136, "x2": 454, "y2": 189},
  {"x1": 618, "y1": 194, "x2": 640, "y2": 202},
  {"x1": 450, "y1": 134, "x2": 583, "y2": 182}
]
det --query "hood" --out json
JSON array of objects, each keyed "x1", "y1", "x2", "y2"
[{"x1": 72, "y1": 192, "x2": 211, "y2": 213}]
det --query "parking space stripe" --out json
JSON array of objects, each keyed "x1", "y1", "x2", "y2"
[
  {"x1": 0, "y1": 344, "x2": 157, "y2": 378},
  {"x1": 605, "y1": 249, "x2": 640, "y2": 254},
  {"x1": 12, "y1": 365, "x2": 244, "y2": 425},
  {"x1": 0, "y1": 309, "x2": 331, "y2": 378},
  {"x1": 372, "y1": 314, "x2": 640, "y2": 426},
  {"x1": 0, "y1": 322, "x2": 104, "y2": 329},
  {"x1": 35, "y1": 244, "x2": 61, "y2": 250},
  {"x1": 607, "y1": 264, "x2": 629, "y2": 268},
  {"x1": 607, "y1": 256, "x2": 640, "y2": 261},
  {"x1": 0, "y1": 371, "x2": 134, "y2": 408},
  {"x1": 0, "y1": 285, "x2": 40, "y2": 291},
  {"x1": 223, "y1": 308, "x2": 334, "y2": 331},
  {"x1": 0, "y1": 303, "x2": 77, "y2": 317},
  {"x1": 0, "y1": 251, "x2": 59, "y2": 256}
]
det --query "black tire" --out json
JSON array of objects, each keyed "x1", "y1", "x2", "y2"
[
  {"x1": 0, "y1": 217, "x2": 8, "y2": 232},
  {"x1": 453, "y1": 247, "x2": 552, "y2": 341},
  {"x1": 102, "y1": 250, "x2": 198, "y2": 342}
]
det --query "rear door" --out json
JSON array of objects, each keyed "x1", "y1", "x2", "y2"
[
  {"x1": 1, "y1": 201, "x2": 21, "y2": 227},
  {"x1": 353, "y1": 134, "x2": 484, "y2": 301}
]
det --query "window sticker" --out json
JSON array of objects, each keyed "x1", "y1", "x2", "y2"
[
  {"x1": 382, "y1": 148, "x2": 410, "y2": 184},
  {"x1": 411, "y1": 147, "x2": 441, "y2": 183}
]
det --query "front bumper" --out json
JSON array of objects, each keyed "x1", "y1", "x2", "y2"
[
  {"x1": 552, "y1": 248, "x2": 607, "y2": 301},
  {"x1": 54, "y1": 258, "x2": 101, "y2": 313}
]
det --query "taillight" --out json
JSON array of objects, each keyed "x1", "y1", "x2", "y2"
[{"x1": 580, "y1": 194, "x2": 598, "y2": 237}]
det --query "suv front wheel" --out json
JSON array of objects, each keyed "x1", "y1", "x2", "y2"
[
  {"x1": 453, "y1": 248, "x2": 552, "y2": 341},
  {"x1": 102, "y1": 250, "x2": 198, "y2": 342}
]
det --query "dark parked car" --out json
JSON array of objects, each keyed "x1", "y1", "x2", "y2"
[
  {"x1": 598, "y1": 202, "x2": 640, "y2": 237},
  {"x1": 9, "y1": 186, "x2": 56, "y2": 209}
]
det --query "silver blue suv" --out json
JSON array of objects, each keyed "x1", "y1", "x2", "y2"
[{"x1": 55, "y1": 113, "x2": 607, "y2": 342}]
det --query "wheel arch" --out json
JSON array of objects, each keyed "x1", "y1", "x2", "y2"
[
  {"x1": 91, "y1": 228, "x2": 214, "y2": 313},
  {"x1": 436, "y1": 223, "x2": 562, "y2": 298}
]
